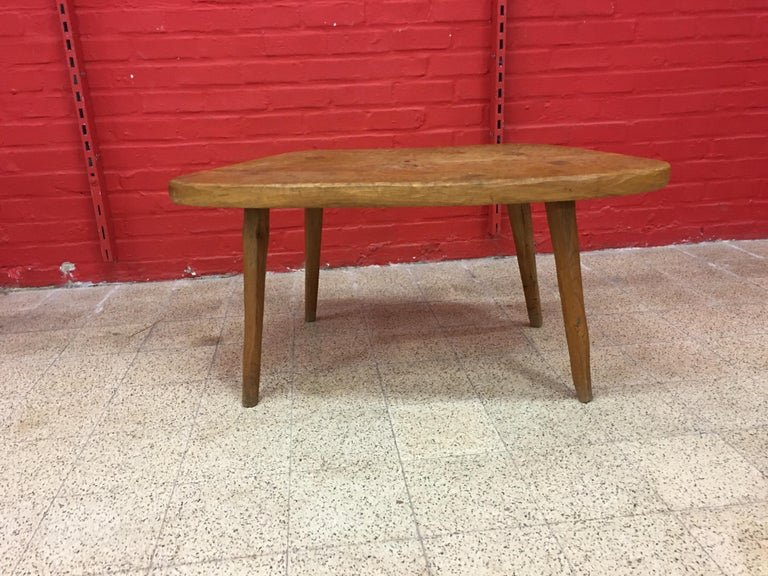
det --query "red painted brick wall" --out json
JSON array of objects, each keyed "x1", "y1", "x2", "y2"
[{"x1": 2, "y1": 0, "x2": 767, "y2": 287}]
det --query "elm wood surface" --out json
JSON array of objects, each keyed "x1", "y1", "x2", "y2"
[
  {"x1": 170, "y1": 143, "x2": 670, "y2": 208},
  {"x1": 304, "y1": 208, "x2": 323, "y2": 323},
  {"x1": 546, "y1": 201, "x2": 593, "y2": 403},
  {"x1": 242, "y1": 209, "x2": 269, "y2": 407},
  {"x1": 169, "y1": 144, "x2": 670, "y2": 407},
  {"x1": 507, "y1": 203, "x2": 542, "y2": 328}
]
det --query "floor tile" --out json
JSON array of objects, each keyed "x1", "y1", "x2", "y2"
[
  {"x1": 99, "y1": 380, "x2": 205, "y2": 432},
  {"x1": 123, "y1": 348, "x2": 215, "y2": 386},
  {"x1": 370, "y1": 329, "x2": 456, "y2": 365},
  {"x1": 3, "y1": 385, "x2": 113, "y2": 441},
  {"x1": 390, "y1": 400, "x2": 505, "y2": 460},
  {"x1": 441, "y1": 323, "x2": 531, "y2": 360},
  {"x1": 364, "y1": 302, "x2": 440, "y2": 335},
  {"x1": 411, "y1": 262, "x2": 480, "y2": 303},
  {"x1": 150, "y1": 554, "x2": 286, "y2": 575},
  {"x1": 688, "y1": 272, "x2": 767, "y2": 305},
  {"x1": 62, "y1": 425, "x2": 190, "y2": 496},
  {"x1": 291, "y1": 407, "x2": 398, "y2": 471},
  {"x1": 428, "y1": 299, "x2": 511, "y2": 328},
  {"x1": 622, "y1": 434, "x2": 768, "y2": 510},
  {"x1": 17, "y1": 487, "x2": 172, "y2": 575},
  {"x1": 667, "y1": 302, "x2": 768, "y2": 343},
  {"x1": 552, "y1": 513, "x2": 722, "y2": 575},
  {"x1": 355, "y1": 264, "x2": 424, "y2": 300},
  {"x1": 679, "y1": 503, "x2": 768, "y2": 576},
  {"x1": 2, "y1": 244, "x2": 767, "y2": 575},
  {"x1": 684, "y1": 242, "x2": 767, "y2": 279},
  {"x1": 622, "y1": 340, "x2": 734, "y2": 383},
  {"x1": 0, "y1": 286, "x2": 108, "y2": 332},
  {"x1": 723, "y1": 427, "x2": 768, "y2": 475},
  {"x1": 716, "y1": 334, "x2": 768, "y2": 375},
  {"x1": 588, "y1": 390, "x2": 701, "y2": 442},
  {"x1": 404, "y1": 451, "x2": 543, "y2": 535},
  {"x1": 180, "y1": 418, "x2": 290, "y2": 483},
  {"x1": 91, "y1": 282, "x2": 174, "y2": 326},
  {"x1": 664, "y1": 379, "x2": 768, "y2": 431},
  {"x1": 142, "y1": 317, "x2": 224, "y2": 350},
  {"x1": 63, "y1": 322, "x2": 153, "y2": 357},
  {"x1": 34, "y1": 352, "x2": 134, "y2": 397},
  {"x1": 620, "y1": 275, "x2": 715, "y2": 311},
  {"x1": 583, "y1": 282, "x2": 650, "y2": 314},
  {"x1": 290, "y1": 540, "x2": 428, "y2": 576},
  {"x1": 0, "y1": 329, "x2": 76, "y2": 359},
  {"x1": 378, "y1": 360, "x2": 477, "y2": 405},
  {"x1": 0, "y1": 498, "x2": 47, "y2": 574},
  {"x1": 294, "y1": 334, "x2": 369, "y2": 372},
  {"x1": 522, "y1": 300, "x2": 568, "y2": 352},
  {"x1": 424, "y1": 525, "x2": 572, "y2": 576},
  {"x1": 485, "y1": 397, "x2": 610, "y2": 451},
  {"x1": 463, "y1": 354, "x2": 570, "y2": 401},
  {"x1": 289, "y1": 462, "x2": 415, "y2": 548},
  {"x1": 589, "y1": 311, "x2": 687, "y2": 347},
  {"x1": 0, "y1": 288, "x2": 52, "y2": 316},
  {"x1": 732, "y1": 238, "x2": 768, "y2": 258},
  {"x1": 0, "y1": 436, "x2": 81, "y2": 501},
  {"x1": 0, "y1": 353, "x2": 53, "y2": 399},
  {"x1": 293, "y1": 363, "x2": 385, "y2": 412},
  {"x1": 512, "y1": 443, "x2": 667, "y2": 523},
  {"x1": 163, "y1": 277, "x2": 234, "y2": 321},
  {"x1": 153, "y1": 475, "x2": 288, "y2": 566}
]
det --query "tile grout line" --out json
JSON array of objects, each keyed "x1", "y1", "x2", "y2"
[
  {"x1": 607, "y1": 434, "x2": 760, "y2": 575},
  {"x1": 8, "y1": 303, "x2": 161, "y2": 576},
  {"x1": 418, "y1": 264, "x2": 582, "y2": 573},
  {"x1": 417, "y1": 254, "x2": 749, "y2": 573},
  {"x1": 361, "y1": 266, "x2": 434, "y2": 576},
  {"x1": 3, "y1": 249, "x2": 765, "y2": 573},
  {"x1": 669, "y1": 512, "x2": 729, "y2": 576},
  {"x1": 284, "y1": 270, "x2": 300, "y2": 576},
  {"x1": 145, "y1": 283, "x2": 234, "y2": 575}
]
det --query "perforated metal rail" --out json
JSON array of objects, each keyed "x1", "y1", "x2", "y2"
[
  {"x1": 56, "y1": 0, "x2": 115, "y2": 261},
  {"x1": 488, "y1": 0, "x2": 508, "y2": 236}
]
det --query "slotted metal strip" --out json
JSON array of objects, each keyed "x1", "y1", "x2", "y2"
[
  {"x1": 488, "y1": 0, "x2": 508, "y2": 236},
  {"x1": 56, "y1": 0, "x2": 115, "y2": 261}
]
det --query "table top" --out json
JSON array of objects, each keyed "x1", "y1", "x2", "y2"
[{"x1": 169, "y1": 143, "x2": 670, "y2": 209}]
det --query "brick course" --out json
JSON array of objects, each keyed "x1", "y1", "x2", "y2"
[{"x1": 1, "y1": 0, "x2": 767, "y2": 286}]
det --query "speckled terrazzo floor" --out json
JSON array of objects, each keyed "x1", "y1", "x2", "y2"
[{"x1": 1, "y1": 239, "x2": 767, "y2": 576}]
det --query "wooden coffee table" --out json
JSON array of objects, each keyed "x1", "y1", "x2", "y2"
[{"x1": 170, "y1": 144, "x2": 670, "y2": 407}]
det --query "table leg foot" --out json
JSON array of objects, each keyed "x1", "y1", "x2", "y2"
[
  {"x1": 242, "y1": 208, "x2": 269, "y2": 408},
  {"x1": 545, "y1": 201, "x2": 593, "y2": 403},
  {"x1": 305, "y1": 208, "x2": 323, "y2": 323},
  {"x1": 507, "y1": 203, "x2": 543, "y2": 328}
]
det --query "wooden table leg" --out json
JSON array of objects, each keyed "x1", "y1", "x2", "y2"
[
  {"x1": 507, "y1": 203, "x2": 543, "y2": 328},
  {"x1": 242, "y1": 208, "x2": 269, "y2": 407},
  {"x1": 545, "y1": 201, "x2": 593, "y2": 403},
  {"x1": 305, "y1": 208, "x2": 323, "y2": 322}
]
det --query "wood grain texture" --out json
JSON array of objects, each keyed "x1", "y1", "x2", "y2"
[
  {"x1": 304, "y1": 208, "x2": 323, "y2": 322},
  {"x1": 507, "y1": 203, "x2": 543, "y2": 328},
  {"x1": 546, "y1": 201, "x2": 592, "y2": 403},
  {"x1": 169, "y1": 144, "x2": 670, "y2": 209},
  {"x1": 242, "y1": 208, "x2": 269, "y2": 407}
]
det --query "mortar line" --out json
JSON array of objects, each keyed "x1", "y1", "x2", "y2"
[{"x1": 359, "y1": 265, "x2": 433, "y2": 576}]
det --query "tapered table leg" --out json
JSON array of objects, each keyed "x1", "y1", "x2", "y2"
[
  {"x1": 545, "y1": 201, "x2": 593, "y2": 403},
  {"x1": 305, "y1": 208, "x2": 323, "y2": 322},
  {"x1": 242, "y1": 208, "x2": 269, "y2": 407},
  {"x1": 507, "y1": 203, "x2": 543, "y2": 327}
]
